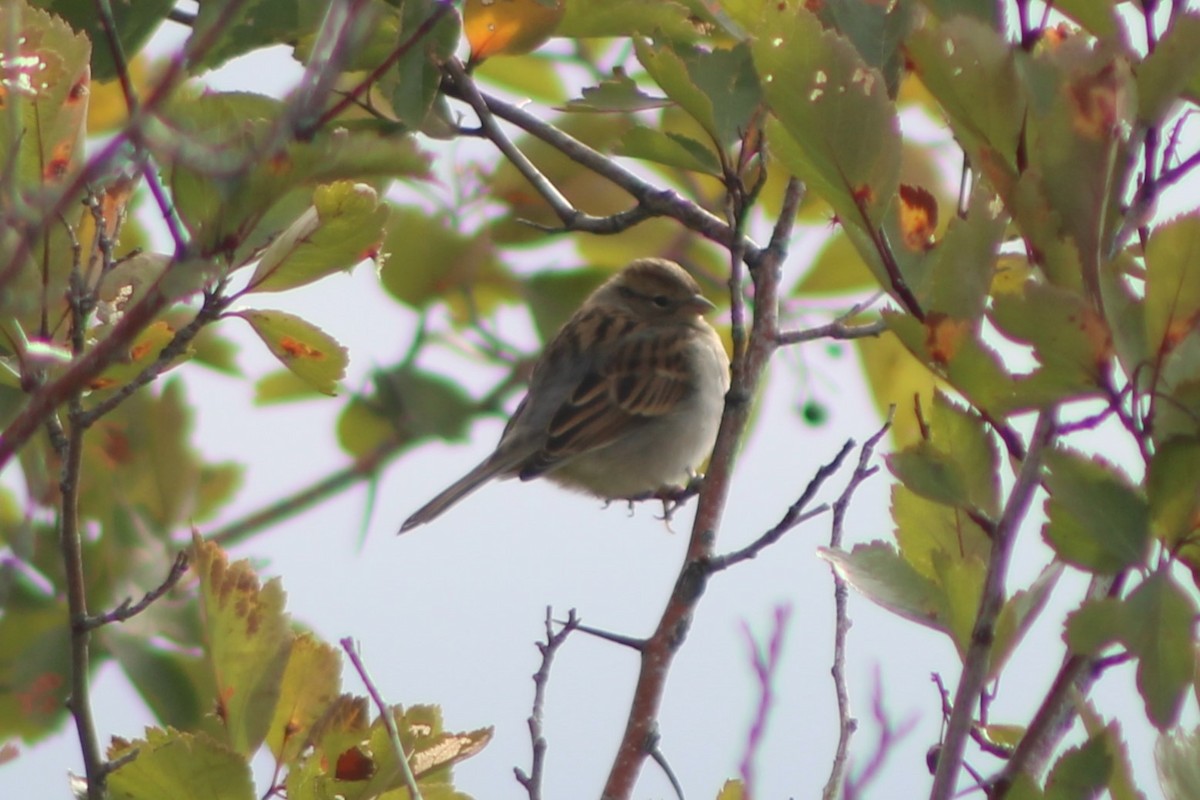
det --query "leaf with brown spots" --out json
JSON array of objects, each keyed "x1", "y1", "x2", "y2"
[
  {"x1": 190, "y1": 533, "x2": 293, "y2": 757},
  {"x1": 235, "y1": 309, "x2": 349, "y2": 396},
  {"x1": 264, "y1": 633, "x2": 342, "y2": 763}
]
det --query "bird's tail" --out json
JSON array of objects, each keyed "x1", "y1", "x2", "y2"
[{"x1": 398, "y1": 457, "x2": 506, "y2": 533}]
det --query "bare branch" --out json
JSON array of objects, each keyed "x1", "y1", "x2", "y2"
[
  {"x1": 776, "y1": 318, "x2": 886, "y2": 345},
  {"x1": 82, "y1": 551, "x2": 190, "y2": 631},
  {"x1": 514, "y1": 608, "x2": 580, "y2": 800},
  {"x1": 929, "y1": 411, "x2": 1057, "y2": 800},
  {"x1": 844, "y1": 670, "x2": 920, "y2": 800},
  {"x1": 709, "y1": 438, "x2": 855, "y2": 571},
  {"x1": 822, "y1": 414, "x2": 891, "y2": 800},
  {"x1": 442, "y1": 84, "x2": 761, "y2": 260},
  {"x1": 738, "y1": 605, "x2": 792, "y2": 797},
  {"x1": 340, "y1": 638, "x2": 423, "y2": 800}
]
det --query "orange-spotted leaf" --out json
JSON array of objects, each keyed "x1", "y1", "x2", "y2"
[
  {"x1": 88, "y1": 320, "x2": 180, "y2": 392},
  {"x1": 265, "y1": 633, "x2": 342, "y2": 763},
  {"x1": 924, "y1": 314, "x2": 971, "y2": 366},
  {"x1": 235, "y1": 310, "x2": 348, "y2": 396},
  {"x1": 898, "y1": 184, "x2": 937, "y2": 251},
  {"x1": 464, "y1": 0, "x2": 564, "y2": 63},
  {"x1": 190, "y1": 534, "x2": 293, "y2": 756}
]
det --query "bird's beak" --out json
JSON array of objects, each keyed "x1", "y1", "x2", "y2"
[{"x1": 688, "y1": 294, "x2": 717, "y2": 314}]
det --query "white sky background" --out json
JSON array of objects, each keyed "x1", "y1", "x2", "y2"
[{"x1": 6, "y1": 3, "x2": 1200, "y2": 799}]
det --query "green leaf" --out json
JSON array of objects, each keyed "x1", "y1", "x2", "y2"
[
  {"x1": 190, "y1": 0, "x2": 306, "y2": 72},
  {"x1": 378, "y1": 207, "x2": 512, "y2": 313},
  {"x1": 818, "y1": 542, "x2": 946, "y2": 632},
  {"x1": 265, "y1": 633, "x2": 342, "y2": 763},
  {"x1": 615, "y1": 126, "x2": 722, "y2": 174},
  {"x1": 191, "y1": 535, "x2": 293, "y2": 755},
  {"x1": 888, "y1": 392, "x2": 999, "y2": 515},
  {"x1": 236, "y1": 310, "x2": 349, "y2": 397},
  {"x1": 1064, "y1": 597, "x2": 1126, "y2": 656},
  {"x1": 635, "y1": 40, "x2": 761, "y2": 149},
  {"x1": 1124, "y1": 571, "x2": 1196, "y2": 730},
  {"x1": 383, "y1": 0, "x2": 460, "y2": 130},
  {"x1": 37, "y1": 0, "x2": 173, "y2": 81},
  {"x1": 793, "y1": 229, "x2": 878, "y2": 295},
  {"x1": 557, "y1": 0, "x2": 699, "y2": 40},
  {"x1": 1041, "y1": 449, "x2": 1150, "y2": 573},
  {"x1": 1148, "y1": 436, "x2": 1200, "y2": 546},
  {"x1": 991, "y1": 563, "x2": 1063, "y2": 680},
  {"x1": 915, "y1": 0, "x2": 1001, "y2": 26},
  {"x1": 891, "y1": 484, "x2": 991, "y2": 583},
  {"x1": 105, "y1": 631, "x2": 208, "y2": 731},
  {"x1": 752, "y1": 3, "x2": 899, "y2": 227},
  {"x1": 932, "y1": 551, "x2": 986, "y2": 658},
  {"x1": 991, "y1": 282, "x2": 1111, "y2": 406},
  {"x1": 1044, "y1": 730, "x2": 1112, "y2": 800},
  {"x1": 1137, "y1": 13, "x2": 1200, "y2": 122},
  {"x1": 372, "y1": 366, "x2": 478, "y2": 443},
  {"x1": 561, "y1": 71, "x2": 672, "y2": 112},
  {"x1": 107, "y1": 728, "x2": 255, "y2": 800},
  {"x1": 1156, "y1": 727, "x2": 1200, "y2": 800},
  {"x1": 1145, "y1": 214, "x2": 1200, "y2": 362},
  {"x1": 906, "y1": 17, "x2": 1023, "y2": 183},
  {"x1": 337, "y1": 397, "x2": 400, "y2": 458},
  {"x1": 1046, "y1": 0, "x2": 1119, "y2": 38},
  {"x1": 822, "y1": 0, "x2": 917, "y2": 95},
  {"x1": 254, "y1": 370, "x2": 326, "y2": 405},
  {"x1": 0, "y1": 603, "x2": 70, "y2": 741},
  {"x1": 921, "y1": 183, "x2": 1006, "y2": 320},
  {"x1": 247, "y1": 182, "x2": 388, "y2": 293}
]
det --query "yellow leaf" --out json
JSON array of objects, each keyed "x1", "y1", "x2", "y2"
[{"x1": 464, "y1": 0, "x2": 564, "y2": 63}]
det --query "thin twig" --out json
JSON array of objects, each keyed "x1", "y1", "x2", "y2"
[
  {"x1": 822, "y1": 414, "x2": 891, "y2": 800},
  {"x1": 929, "y1": 411, "x2": 1057, "y2": 800},
  {"x1": 442, "y1": 84, "x2": 760, "y2": 259},
  {"x1": 514, "y1": 608, "x2": 580, "y2": 800},
  {"x1": 339, "y1": 638, "x2": 423, "y2": 800},
  {"x1": 843, "y1": 670, "x2": 920, "y2": 800},
  {"x1": 82, "y1": 551, "x2": 189, "y2": 630},
  {"x1": 775, "y1": 318, "x2": 886, "y2": 345},
  {"x1": 709, "y1": 438, "x2": 855, "y2": 571},
  {"x1": 738, "y1": 605, "x2": 792, "y2": 798},
  {"x1": 987, "y1": 573, "x2": 1123, "y2": 796},
  {"x1": 209, "y1": 438, "x2": 404, "y2": 546}
]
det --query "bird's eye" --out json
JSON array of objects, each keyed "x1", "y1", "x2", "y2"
[{"x1": 653, "y1": 295, "x2": 671, "y2": 308}]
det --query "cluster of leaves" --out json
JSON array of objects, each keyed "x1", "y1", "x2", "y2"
[
  {"x1": 4, "y1": 0, "x2": 1200, "y2": 798},
  {"x1": 104, "y1": 535, "x2": 489, "y2": 800}
]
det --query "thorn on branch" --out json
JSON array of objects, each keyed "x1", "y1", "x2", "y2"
[{"x1": 83, "y1": 550, "x2": 189, "y2": 631}]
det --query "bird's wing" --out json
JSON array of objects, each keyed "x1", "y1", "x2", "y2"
[{"x1": 517, "y1": 327, "x2": 693, "y2": 480}]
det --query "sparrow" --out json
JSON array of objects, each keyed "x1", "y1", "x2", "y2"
[{"x1": 400, "y1": 258, "x2": 730, "y2": 532}]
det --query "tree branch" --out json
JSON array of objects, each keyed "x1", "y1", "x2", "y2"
[
  {"x1": 82, "y1": 550, "x2": 190, "y2": 631},
  {"x1": 514, "y1": 607, "x2": 580, "y2": 800},
  {"x1": 823, "y1": 414, "x2": 892, "y2": 800},
  {"x1": 441, "y1": 83, "x2": 762, "y2": 260},
  {"x1": 340, "y1": 638, "x2": 423, "y2": 800},
  {"x1": 600, "y1": 179, "x2": 802, "y2": 799},
  {"x1": 929, "y1": 411, "x2": 1057, "y2": 800}
]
